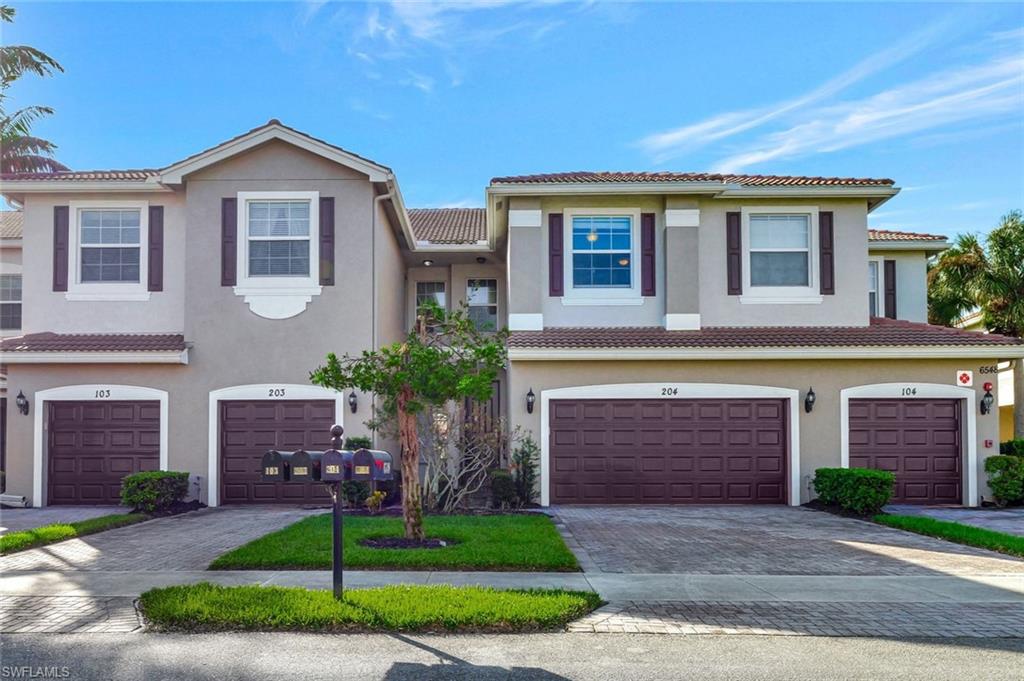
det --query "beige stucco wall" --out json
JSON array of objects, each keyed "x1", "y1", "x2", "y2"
[
  {"x1": 507, "y1": 357, "x2": 1005, "y2": 505},
  {"x1": 19, "y1": 191, "x2": 186, "y2": 334},
  {"x1": 869, "y1": 249, "x2": 929, "y2": 323}
]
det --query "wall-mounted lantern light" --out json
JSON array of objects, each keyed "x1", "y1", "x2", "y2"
[
  {"x1": 348, "y1": 392, "x2": 358, "y2": 414},
  {"x1": 981, "y1": 382, "x2": 994, "y2": 415},
  {"x1": 804, "y1": 387, "x2": 816, "y2": 413},
  {"x1": 15, "y1": 390, "x2": 29, "y2": 416},
  {"x1": 526, "y1": 388, "x2": 536, "y2": 414}
]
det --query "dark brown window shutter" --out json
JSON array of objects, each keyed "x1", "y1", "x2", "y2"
[
  {"x1": 319, "y1": 197, "x2": 335, "y2": 286},
  {"x1": 883, "y1": 259, "x2": 897, "y2": 319},
  {"x1": 221, "y1": 198, "x2": 237, "y2": 286},
  {"x1": 726, "y1": 211, "x2": 742, "y2": 295},
  {"x1": 640, "y1": 213, "x2": 656, "y2": 296},
  {"x1": 548, "y1": 213, "x2": 564, "y2": 297},
  {"x1": 53, "y1": 206, "x2": 69, "y2": 292},
  {"x1": 148, "y1": 206, "x2": 164, "y2": 292},
  {"x1": 819, "y1": 211, "x2": 835, "y2": 295}
]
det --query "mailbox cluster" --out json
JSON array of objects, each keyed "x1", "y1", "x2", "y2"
[{"x1": 261, "y1": 448, "x2": 394, "y2": 484}]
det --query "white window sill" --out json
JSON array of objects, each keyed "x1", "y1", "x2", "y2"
[
  {"x1": 739, "y1": 294, "x2": 823, "y2": 305},
  {"x1": 65, "y1": 290, "x2": 151, "y2": 302},
  {"x1": 561, "y1": 296, "x2": 646, "y2": 306}
]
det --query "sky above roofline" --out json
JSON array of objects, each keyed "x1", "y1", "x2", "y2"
[{"x1": 5, "y1": 1, "x2": 1022, "y2": 239}]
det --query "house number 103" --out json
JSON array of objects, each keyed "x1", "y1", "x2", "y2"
[{"x1": 94, "y1": 389, "x2": 111, "y2": 398}]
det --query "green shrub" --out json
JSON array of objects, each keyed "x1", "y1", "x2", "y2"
[
  {"x1": 984, "y1": 455, "x2": 1024, "y2": 506},
  {"x1": 511, "y1": 437, "x2": 539, "y2": 506},
  {"x1": 341, "y1": 481, "x2": 370, "y2": 508},
  {"x1": 999, "y1": 439, "x2": 1024, "y2": 457},
  {"x1": 121, "y1": 471, "x2": 190, "y2": 513},
  {"x1": 345, "y1": 436, "x2": 373, "y2": 450},
  {"x1": 490, "y1": 469, "x2": 517, "y2": 509},
  {"x1": 813, "y1": 467, "x2": 894, "y2": 516}
]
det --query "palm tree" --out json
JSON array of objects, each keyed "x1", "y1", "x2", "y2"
[
  {"x1": 929, "y1": 210, "x2": 1024, "y2": 437},
  {"x1": 0, "y1": 5, "x2": 67, "y2": 173}
]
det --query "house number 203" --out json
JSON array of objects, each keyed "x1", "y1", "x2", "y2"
[{"x1": 268, "y1": 388, "x2": 286, "y2": 397}]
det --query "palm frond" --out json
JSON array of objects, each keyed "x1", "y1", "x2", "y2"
[
  {"x1": 0, "y1": 45, "x2": 63, "y2": 87},
  {"x1": 1, "y1": 152, "x2": 69, "y2": 174}
]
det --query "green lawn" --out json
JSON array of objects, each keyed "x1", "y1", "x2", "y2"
[
  {"x1": 874, "y1": 513, "x2": 1024, "y2": 559},
  {"x1": 209, "y1": 513, "x2": 579, "y2": 571},
  {"x1": 0, "y1": 513, "x2": 149, "y2": 554},
  {"x1": 140, "y1": 583, "x2": 601, "y2": 633}
]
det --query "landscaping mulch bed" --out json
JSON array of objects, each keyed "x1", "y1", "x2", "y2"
[
  {"x1": 802, "y1": 499, "x2": 874, "y2": 520},
  {"x1": 359, "y1": 537, "x2": 455, "y2": 549},
  {"x1": 149, "y1": 499, "x2": 206, "y2": 517}
]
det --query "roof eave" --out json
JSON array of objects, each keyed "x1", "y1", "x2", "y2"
[
  {"x1": 487, "y1": 182, "x2": 899, "y2": 202},
  {"x1": 508, "y1": 345, "x2": 1024, "y2": 361},
  {"x1": 1, "y1": 349, "x2": 190, "y2": 364},
  {"x1": 0, "y1": 179, "x2": 169, "y2": 194},
  {"x1": 868, "y1": 240, "x2": 949, "y2": 253}
]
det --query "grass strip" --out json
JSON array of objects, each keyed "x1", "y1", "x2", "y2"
[
  {"x1": 210, "y1": 513, "x2": 579, "y2": 572},
  {"x1": 0, "y1": 513, "x2": 149, "y2": 554},
  {"x1": 873, "y1": 513, "x2": 1024, "y2": 559},
  {"x1": 140, "y1": 582, "x2": 601, "y2": 633}
]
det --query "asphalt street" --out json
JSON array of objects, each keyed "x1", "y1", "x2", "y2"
[{"x1": 2, "y1": 632, "x2": 1022, "y2": 681}]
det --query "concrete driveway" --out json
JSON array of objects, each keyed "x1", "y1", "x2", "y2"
[
  {"x1": 551, "y1": 505, "x2": 1024, "y2": 576},
  {"x1": 1, "y1": 506, "x2": 129, "y2": 536}
]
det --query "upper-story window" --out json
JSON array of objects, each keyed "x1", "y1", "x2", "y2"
[
  {"x1": 247, "y1": 200, "x2": 310, "y2": 277},
  {"x1": 0, "y1": 273, "x2": 21, "y2": 330},
  {"x1": 67, "y1": 200, "x2": 149, "y2": 301},
  {"x1": 741, "y1": 207, "x2": 820, "y2": 303},
  {"x1": 572, "y1": 216, "x2": 632, "y2": 289},
  {"x1": 416, "y1": 281, "x2": 446, "y2": 331},
  {"x1": 467, "y1": 279, "x2": 497, "y2": 331},
  {"x1": 868, "y1": 260, "x2": 880, "y2": 316}
]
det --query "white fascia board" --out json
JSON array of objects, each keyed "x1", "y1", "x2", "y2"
[
  {"x1": 868, "y1": 241, "x2": 948, "y2": 252},
  {"x1": 159, "y1": 125, "x2": 390, "y2": 184},
  {"x1": 721, "y1": 186, "x2": 900, "y2": 200},
  {"x1": 0, "y1": 181, "x2": 169, "y2": 193},
  {"x1": 0, "y1": 238, "x2": 22, "y2": 248},
  {"x1": 413, "y1": 241, "x2": 493, "y2": 252},
  {"x1": 487, "y1": 182, "x2": 731, "y2": 196},
  {"x1": 508, "y1": 345, "x2": 1024, "y2": 361},
  {"x1": 3, "y1": 350, "x2": 189, "y2": 364}
]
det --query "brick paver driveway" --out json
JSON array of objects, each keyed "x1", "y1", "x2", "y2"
[
  {"x1": 553, "y1": 505, "x2": 1024, "y2": 576},
  {"x1": 0, "y1": 507, "x2": 128, "y2": 536}
]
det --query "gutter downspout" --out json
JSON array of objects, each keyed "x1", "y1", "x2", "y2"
[{"x1": 371, "y1": 190, "x2": 393, "y2": 449}]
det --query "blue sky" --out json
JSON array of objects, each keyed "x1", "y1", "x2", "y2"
[{"x1": 5, "y1": 1, "x2": 1023, "y2": 238}]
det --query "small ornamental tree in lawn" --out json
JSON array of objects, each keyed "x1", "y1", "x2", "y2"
[{"x1": 311, "y1": 302, "x2": 507, "y2": 540}]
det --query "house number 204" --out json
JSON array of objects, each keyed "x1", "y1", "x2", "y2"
[{"x1": 661, "y1": 387, "x2": 679, "y2": 396}]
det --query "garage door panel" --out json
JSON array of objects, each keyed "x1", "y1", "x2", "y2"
[
  {"x1": 550, "y1": 398, "x2": 787, "y2": 505},
  {"x1": 48, "y1": 401, "x2": 160, "y2": 505},
  {"x1": 849, "y1": 399, "x2": 961, "y2": 504},
  {"x1": 219, "y1": 399, "x2": 335, "y2": 505}
]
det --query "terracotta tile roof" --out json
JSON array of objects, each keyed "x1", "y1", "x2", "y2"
[
  {"x1": 508, "y1": 318, "x2": 1023, "y2": 350},
  {"x1": 0, "y1": 211, "x2": 23, "y2": 239},
  {"x1": 491, "y1": 171, "x2": 895, "y2": 187},
  {"x1": 0, "y1": 333, "x2": 187, "y2": 353},
  {"x1": 408, "y1": 208, "x2": 487, "y2": 244},
  {"x1": 0, "y1": 169, "x2": 156, "y2": 181},
  {"x1": 868, "y1": 229, "x2": 946, "y2": 241}
]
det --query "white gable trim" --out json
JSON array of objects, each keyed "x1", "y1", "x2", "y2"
[{"x1": 159, "y1": 124, "x2": 390, "y2": 184}]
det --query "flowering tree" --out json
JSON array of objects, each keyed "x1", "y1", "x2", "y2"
[{"x1": 311, "y1": 302, "x2": 507, "y2": 540}]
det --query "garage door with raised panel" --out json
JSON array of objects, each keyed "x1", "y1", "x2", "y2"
[
  {"x1": 219, "y1": 399, "x2": 335, "y2": 504},
  {"x1": 48, "y1": 401, "x2": 160, "y2": 505},
  {"x1": 849, "y1": 399, "x2": 961, "y2": 504},
  {"x1": 549, "y1": 399, "x2": 787, "y2": 504}
]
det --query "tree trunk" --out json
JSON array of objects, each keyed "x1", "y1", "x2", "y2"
[
  {"x1": 1014, "y1": 360, "x2": 1024, "y2": 440},
  {"x1": 397, "y1": 386, "x2": 425, "y2": 541}
]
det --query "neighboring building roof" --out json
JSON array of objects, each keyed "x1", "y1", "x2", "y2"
[
  {"x1": 0, "y1": 210, "x2": 23, "y2": 239},
  {"x1": 408, "y1": 208, "x2": 486, "y2": 244},
  {"x1": 868, "y1": 229, "x2": 946, "y2": 242},
  {"x1": 491, "y1": 172, "x2": 895, "y2": 187},
  {"x1": 0, "y1": 169, "x2": 156, "y2": 182},
  {"x1": 0, "y1": 332, "x2": 187, "y2": 353},
  {"x1": 508, "y1": 318, "x2": 1024, "y2": 351}
]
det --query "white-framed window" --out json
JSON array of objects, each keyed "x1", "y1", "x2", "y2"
[
  {"x1": 0, "y1": 273, "x2": 21, "y2": 330},
  {"x1": 562, "y1": 208, "x2": 642, "y2": 304},
  {"x1": 467, "y1": 279, "x2": 498, "y2": 331},
  {"x1": 233, "y1": 191, "x2": 321, "y2": 320},
  {"x1": 868, "y1": 257, "x2": 885, "y2": 317},
  {"x1": 741, "y1": 206, "x2": 821, "y2": 304},
  {"x1": 67, "y1": 200, "x2": 149, "y2": 301},
  {"x1": 416, "y1": 281, "x2": 446, "y2": 311}
]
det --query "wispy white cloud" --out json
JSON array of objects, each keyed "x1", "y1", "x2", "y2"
[
  {"x1": 348, "y1": 97, "x2": 392, "y2": 121},
  {"x1": 440, "y1": 197, "x2": 483, "y2": 208},
  {"x1": 401, "y1": 70, "x2": 436, "y2": 93},
  {"x1": 711, "y1": 54, "x2": 1023, "y2": 172},
  {"x1": 637, "y1": 16, "x2": 960, "y2": 162}
]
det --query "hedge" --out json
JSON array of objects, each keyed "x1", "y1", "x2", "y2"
[
  {"x1": 1000, "y1": 439, "x2": 1024, "y2": 458},
  {"x1": 813, "y1": 467, "x2": 894, "y2": 516},
  {"x1": 121, "y1": 471, "x2": 190, "y2": 513},
  {"x1": 984, "y1": 455, "x2": 1024, "y2": 506}
]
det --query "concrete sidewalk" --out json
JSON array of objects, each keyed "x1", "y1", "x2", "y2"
[{"x1": 3, "y1": 568, "x2": 1023, "y2": 603}]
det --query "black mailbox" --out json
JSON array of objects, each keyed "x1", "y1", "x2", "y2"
[
  {"x1": 289, "y1": 450, "x2": 322, "y2": 482},
  {"x1": 261, "y1": 450, "x2": 288, "y2": 482},
  {"x1": 350, "y1": 449, "x2": 375, "y2": 482},
  {"x1": 368, "y1": 450, "x2": 394, "y2": 482},
  {"x1": 321, "y1": 449, "x2": 351, "y2": 483}
]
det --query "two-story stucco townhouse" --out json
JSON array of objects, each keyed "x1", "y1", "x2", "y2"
[{"x1": 1, "y1": 120, "x2": 1021, "y2": 509}]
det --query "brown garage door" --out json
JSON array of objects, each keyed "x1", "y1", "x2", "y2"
[
  {"x1": 219, "y1": 399, "x2": 335, "y2": 504},
  {"x1": 849, "y1": 399, "x2": 961, "y2": 504},
  {"x1": 48, "y1": 401, "x2": 160, "y2": 505},
  {"x1": 550, "y1": 399, "x2": 787, "y2": 504}
]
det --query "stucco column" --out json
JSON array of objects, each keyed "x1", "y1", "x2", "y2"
[
  {"x1": 507, "y1": 197, "x2": 544, "y2": 330},
  {"x1": 664, "y1": 201, "x2": 700, "y2": 330}
]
